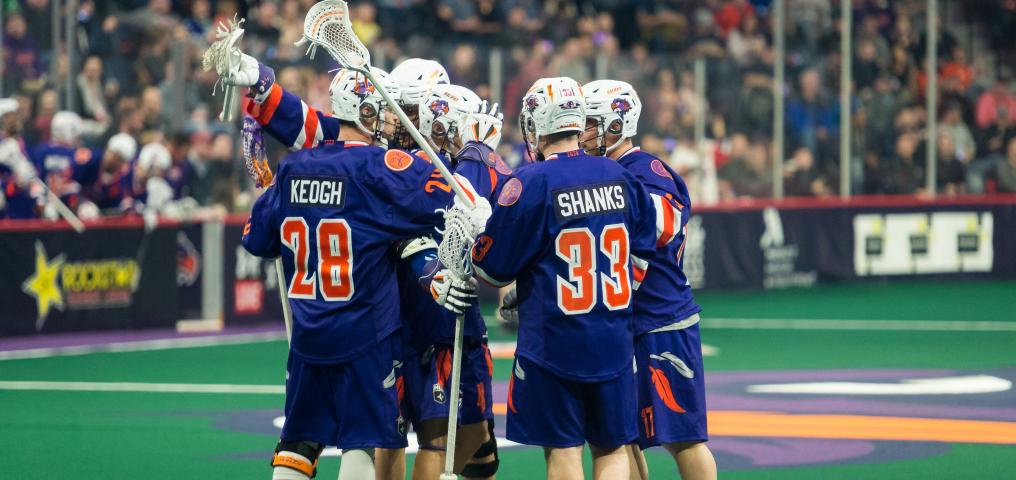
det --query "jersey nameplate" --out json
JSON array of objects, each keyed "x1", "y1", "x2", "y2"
[
  {"x1": 288, "y1": 176, "x2": 346, "y2": 208},
  {"x1": 553, "y1": 182, "x2": 627, "y2": 221}
]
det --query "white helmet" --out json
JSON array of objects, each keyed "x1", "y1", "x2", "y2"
[
  {"x1": 51, "y1": 111, "x2": 83, "y2": 145},
  {"x1": 520, "y1": 77, "x2": 585, "y2": 157},
  {"x1": 583, "y1": 80, "x2": 642, "y2": 155},
  {"x1": 106, "y1": 133, "x2": 138, "y2": 161},
  {"x1": 419, "y1": 84, "x2": 482, "y2": 153},
  {"x1": 389, "y1": 58, "x2": 449, "y2": 107},
  {"x1": 137, "y1": 142, "x2": 171, "y2": 176},
  {"x1": 329, "y1": 66, "x2": 393, "y2": 140},
  {"x1": 0, "y1": 98, "x2": 18, "y2": 118}
]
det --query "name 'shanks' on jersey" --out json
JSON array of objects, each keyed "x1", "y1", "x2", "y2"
[
  {"x1": 289, "y1": 176, "x2": 347, "y2": 207},
  {"x1": 553, "y1": 182, "x2": 628, "y2": 221}
]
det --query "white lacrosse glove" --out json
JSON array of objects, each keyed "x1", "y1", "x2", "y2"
[
  {"x1": 420, "y1": 261, "x2": 479, "y2": 315},
  {"x1": 496, "y1": 286, "x2": 519, "y2": 330},
  {"x1": 221, "y1": 53, "x2": 275, "y2": 103},
  {"x1": 448, "y1": 186, "x2": 492, "y2": 241},
  {"x1": 459, "y1": 101, "x2": 504, "y2": 150}
]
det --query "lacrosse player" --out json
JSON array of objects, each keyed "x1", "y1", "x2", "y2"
[
  {"x1": 472, "y1": 77, "x2": 658, "y2": 479},
  {"x1": 581, "y1": 80, "x2": 717, "y2": 480},
  {"x1": 392, "y1": 83, "x2": 509, "y2": 480}
]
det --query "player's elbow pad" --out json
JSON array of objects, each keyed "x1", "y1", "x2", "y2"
[{"x1": 631, "y1": 255, "x2": 649, "y2": 290}]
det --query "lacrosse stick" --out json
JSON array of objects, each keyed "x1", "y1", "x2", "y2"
[
  {"x1": 32, "y1": 178, "x2": 86, "y2": 233},
  {"x1": 242, "y1": 116, "x2": 293, "y2": 344},
  {"x1": 297, "y1": 4, "x2": 478, "y2": 476},
  {"x1": 202, "y1": 15, "x2": 246, "y2": 122},
  {"x1": 296, "y1": 0, "x2": 473, "y2": 208}
]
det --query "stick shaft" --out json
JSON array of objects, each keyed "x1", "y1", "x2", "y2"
[
  {"x1": 33, "y1": 178, "x2": 85, "y2": 233},
  {"x1": 442, "y1": 314, "x2": 466, "y2": 477},
  {"x1": 274, "y1": 257, "x2": 293, "y2": 344},
  {"x1": 220, "y1": 86, "x2": 237, "y2": 122}
]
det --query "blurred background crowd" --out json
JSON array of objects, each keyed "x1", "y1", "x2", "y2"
[{"x1": 3, "y1": 0, "x2": 1016, "y2": 220}]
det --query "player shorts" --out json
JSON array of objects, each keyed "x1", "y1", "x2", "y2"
[
  {"x1": 506, "y1": 355, "x2": 638, "y2": 449},
  {"x1": 403, "y1": 337, "x2": 495, "y2": 428},
  {"x1": 634, "y1": 316, "x2": 709, "y2": 449},
  {"x1": 281, "y1": 332, "x2": 408, "y2": 449}
]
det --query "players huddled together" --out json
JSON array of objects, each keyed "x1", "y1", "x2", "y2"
[{"x1": 221, "y1": 22, "x2": 718, "y2": 479}]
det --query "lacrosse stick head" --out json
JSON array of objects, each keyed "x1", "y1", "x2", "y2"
[
  {"x1": 437, "y1": 208, "x2": 476, "y2": 280},
  {"x1": 242, "y1": 115, "x2": 273, "y2": 188},
  {"x1": 298, "y1": 1, "x2": 371, "y2": 71},
  {"x1": 201, "y1": 15, "x2": 246, "y2": 82}
]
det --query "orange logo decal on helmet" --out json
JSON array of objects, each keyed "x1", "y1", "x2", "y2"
[{"x1": 384, "y1": 149, "x2": 414, "y2": 172}]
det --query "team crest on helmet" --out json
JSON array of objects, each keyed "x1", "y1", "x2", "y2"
[
  {"x1": 428, "y1": 99, "x2": 450, "y2": 117},
  {"x1": 611, "y1": 98, "x2": 632, "y2": 116},
  {"x1": 353, "y1": 78, "x2": 376, "y2": 97},
  {"x1": 560, "y1": 100, "x2": 581, "y2": 110},
  {"x1": 524, "y1": 95, "x2": 540, "y2": 113}
]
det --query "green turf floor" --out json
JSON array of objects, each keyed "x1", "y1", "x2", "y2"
[{"x1": 2, "y1": 280, "x2": 1015, "y2": 479}]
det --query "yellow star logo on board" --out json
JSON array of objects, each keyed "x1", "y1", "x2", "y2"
[{"x1": 21, "y1": 241, "x2": 66, "y2": 331}]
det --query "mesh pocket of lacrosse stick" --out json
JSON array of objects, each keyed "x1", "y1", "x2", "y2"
[
  {"x1": 438, "y1": 206, "x2": 477, "y2": 280},
  {"x1": 242, "y1": 116, "x2": 273, "y2": 188},
  {"x1": 297, "y1": 1, "x2": 371, "y2": 70}
]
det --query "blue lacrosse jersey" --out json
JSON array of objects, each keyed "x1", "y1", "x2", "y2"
[
  {"x1": 473, "y1": 149, "x2": 657, "y2": 381},
  {"x1": 242, "y1": 142, "x2": 455, "y2": 364},
  {"x1": 618, "y1": 147, "x2": 702, "y2": 335},
  {"x1": 245, "y1": 84, "x2": 342, "y2": 151},
  {"x1": 32, "y1": 143, "x2": 101, "y2": 207},
  {"x1": 397, "y1": 143, "x2": 514, "y2": 353}
]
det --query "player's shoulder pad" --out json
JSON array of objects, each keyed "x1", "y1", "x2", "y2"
[
  {"x1": 456, "y1": 141, "x2": 513, "y2": 175},
  {"x1": 495, "y1": 164, "x2": 548, "y2": 208}
]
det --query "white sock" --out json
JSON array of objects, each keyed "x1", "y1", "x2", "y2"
[
  {"x1": 272, "y1": 452, "x2": 312, "y2": 480},
  {"x1": 337, "y1": 448, "x2": 375, "y2": 480}
]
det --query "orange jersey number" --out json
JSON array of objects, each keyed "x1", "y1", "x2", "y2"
[
  {"x1": 554, "y1": 224, "x2": 631, "y2": 314},
  {"x1": 281, "y1": 217, "x2": 355, "y2": 301}
]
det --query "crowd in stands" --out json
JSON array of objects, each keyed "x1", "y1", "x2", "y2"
[{"x1": 3, "y1": 0, "x2": 1016, "y2": 220}]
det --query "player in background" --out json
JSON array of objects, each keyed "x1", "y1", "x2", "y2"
[
  {"x1": 30, "y1": 111, "x2": 102, "y2": 219},
  {"x1": 241, "y1": 69, "x2": 485, "y2": 479},
  {"x1": 582, "y1": 80, "x2": 717, "y2": 480},
  {"x1": 78, "y1": 133, "x2": 137, "y2": 217},
  {"x1": 393, "y1": 83, "x2": 509, "y2": 480},
  {"x1": 0, "y1": 98, "x2": 39, "y2": 219},
  {"x1": 472, "y1": 77, "x2": 658, "y2": 479}
]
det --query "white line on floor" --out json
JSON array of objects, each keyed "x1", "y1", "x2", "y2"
[
  {"x1": 0, "y1": 331, "x2": 287, "y2": 361},
  {"x1": 704, "y1": 318, "x2": 1016, "y2": 331},
  {"x1": 0, "y1": 380, "x2": 285, "y2": 394}
]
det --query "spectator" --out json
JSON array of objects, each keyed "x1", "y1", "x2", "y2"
[
  {"x1": 936, "y1": 132, "x2": 967, "y2": 195},
  {"x1": 975, "y1": 74, "x2": 1016, "y2": 129},
  {"x1": 726, "y1": 10, "x2": 767, "y2": 66},
  {"x1": 940, "y1": 102, "x2": 976, "y2": 162},
  {"x1": 997, "y1": 137, "x2": 1016, "y2": 193},
  {"x1": 786, "y1": 68, "x2": 837, "y2": 156},
  {"x1": 76, "y1": 56, "x2": 111, "y2": 125},
  {"x1": 3, "y1": 13, "x2": 46, "y2": 93},
  {"x1": 719, "y1": 140, "x2": 772, "y2": 199}
]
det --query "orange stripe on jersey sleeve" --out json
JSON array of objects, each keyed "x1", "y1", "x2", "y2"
[
  {"x1": 254, "y1": 84, "x2": 284, "y2": 124},
  {"x1": 303, "y1": 108, "x2": 320, "y2": 148}
]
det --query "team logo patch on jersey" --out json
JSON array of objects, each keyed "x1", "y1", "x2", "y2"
[
  {"x1": 650, "y1": 159, "x2": 673, "y2": 179},
  {"x1": 553, "y1": 181, "x2": 628, "y2": 221},
  {"x1": 490, "y1": 152, "x2": 513, "y2": 175},
  {"x1": 384, "y1": 149, "x2": 414, "y2": 171},
  {"x1": 498, "y1": 178, "x2": 523, "y2": 206},
  {"x1": 288, "y1": 176, "x2": 346, "y2": 207},
  {"x1": 74, "y1": 148, "x2": 92, "y2": 165}
]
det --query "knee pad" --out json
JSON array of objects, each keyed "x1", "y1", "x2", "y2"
[
  {"x1": 460, "y1": 421, "x2": 499, "y2": 478},
  {"x1": 271, "y1": 440, "x2": 324, "y2": 478}
]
